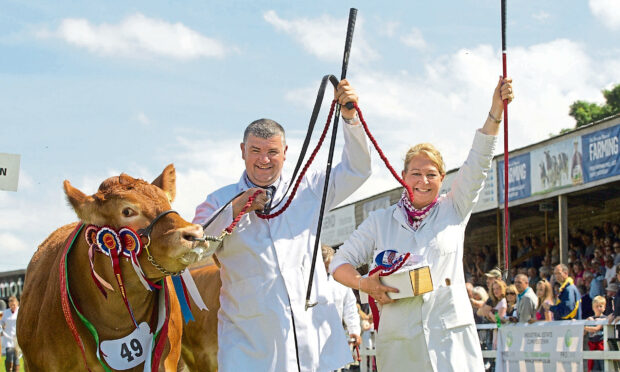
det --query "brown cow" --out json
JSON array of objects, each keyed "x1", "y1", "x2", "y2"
[
  {"x1": 180, "y1": 264, "x2": 221, "y2": 372},
  {"x1": 17, "y1": 164, "x2": 212, "y2": 371}
]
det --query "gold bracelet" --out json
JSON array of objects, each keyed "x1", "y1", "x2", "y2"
[{"x1": 488, "y1": 111, "x2": 502, "y2": 124}]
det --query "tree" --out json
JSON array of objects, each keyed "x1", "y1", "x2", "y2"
[{"x1": 569, "y1": 84, "x2": 620, "y2": 127}]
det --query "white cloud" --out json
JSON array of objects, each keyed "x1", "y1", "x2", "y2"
[
  {"x1": 37, "y1": 13, "x2": 236, "y2": 60},
  {"x1": 400, "y1": 27, "x2": 426, "y2": 50},
  {"x1": 283, "y1": 38, "x2": 618, "y2": 204},
  {"x1": 0, "y1": 232, "x2": 29, "y2": 252},
  {"x1": 136, "y1": 112, "x2": 150, "y2": 126},
  {"x1": 263, "y1": 10, "x2": 378, "y2": 63},
  {"x1": 532, "y1": 11, "x2": 550, "y2": 22},
  {"x1": 590, "y1": 0, "x2": 620, "y2": 30}
]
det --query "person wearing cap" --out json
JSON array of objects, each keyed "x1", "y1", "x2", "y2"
[
  {"x1": 330, "y1": 77, "x2": 514, "y2": 371},
  {"x1": 543, "y1": 264, "x2": 581, "y2": 320},
  {"x1": 604, "y1": 282, "x2": 617, "y2": 316}
]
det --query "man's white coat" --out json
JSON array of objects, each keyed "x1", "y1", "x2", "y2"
[{"x1": 194, "y1": 122, "x2": 371, "y2": 372}]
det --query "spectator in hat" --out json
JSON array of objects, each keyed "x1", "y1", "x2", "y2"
[
  {"x1": 544, "y1": 264, "x2": 581, "y2": 320},
  {"x1": 604, "y1": 282, "x2": 617, "y2": 316}
]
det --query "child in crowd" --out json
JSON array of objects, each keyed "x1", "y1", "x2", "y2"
[{"x1": 584, "y1": 296, "x2": 607, "y2": 372}]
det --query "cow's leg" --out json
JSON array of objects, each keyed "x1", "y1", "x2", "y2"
[{"x1": 162, "y1": 277, "x2": 183, "y2": 372}]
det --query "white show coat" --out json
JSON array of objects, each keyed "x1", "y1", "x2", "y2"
[
  {"x1": 327, "y1": 275, "x2": 361, "y2": 337},
  {"x1": 193, "y1": 122, "x2": 371, "y2": 372},
  {"x1": 331, "y1": 130, "x2": 496, "y2": 372},
  {"x1": 1, "y1": 307, "x2": 19, "y2": 348}
]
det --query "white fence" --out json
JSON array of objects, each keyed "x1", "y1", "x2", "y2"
[{"x1": 353, "y1": 320, "x2": 620, "y2": 372}]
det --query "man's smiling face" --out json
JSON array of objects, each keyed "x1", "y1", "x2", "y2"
[{"x1": 241, "y1": 134, "x2": 287, "y2": 187}]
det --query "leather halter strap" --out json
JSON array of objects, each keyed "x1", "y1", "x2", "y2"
[{"x1": 137, "y1": 209, "x2": 179, "y2": 238}]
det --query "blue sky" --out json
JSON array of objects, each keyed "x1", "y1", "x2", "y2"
[{"x1": 1, "y1": 0, "x2": 619, "y2": 271}]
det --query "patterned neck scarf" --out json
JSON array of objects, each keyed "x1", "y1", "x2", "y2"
[{"x1": 397, "y1": 189, "x2": 438, "y2": 230}]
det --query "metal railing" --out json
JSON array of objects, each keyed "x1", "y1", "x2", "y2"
[{"x1": 353, "y1": 321, "x2": 620, "y2": 372}]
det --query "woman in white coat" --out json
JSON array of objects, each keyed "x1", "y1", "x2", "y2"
[{"x1": 330, "y1": 77, "x2": 514, "y2": 371}]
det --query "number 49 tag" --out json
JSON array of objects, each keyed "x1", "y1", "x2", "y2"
[{"x1": 101, "y1": 322, "x2": 153, "y2": 370}]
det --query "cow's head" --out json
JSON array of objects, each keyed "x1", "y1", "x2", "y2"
[{"x1": 63, "y1": 164, "x2": 212, "y2": 279}]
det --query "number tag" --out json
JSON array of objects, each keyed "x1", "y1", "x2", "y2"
[{"x1": 100, "y1": 322, "x2": 152, "y2": 370}]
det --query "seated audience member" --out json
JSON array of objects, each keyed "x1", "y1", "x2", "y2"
[
  {"x1": 613, "y1": 240, "x2": 620, "y2": 266},
  {"x1": 584, "y1": 296, "x2": 607, "y2": 372},
  {"x1": 532, "y1": 279, "x2": 554, "y2": 322},
  {"x1": 528, "y1": 267, "x2": 541, "y2": 290},
  {"x1": 486, "y1": 280, "x2": 507, "y2": 323},
  {"x1": 504, "y1": 284, "x2": 518, "y2": 321},
  {"x1": 514, "y1": 274, "x2": 537, "y2": 323},
  {"x1": 573, "y1": 261, "x2": 585, "y2": 286},
  {"x1": 472, "y1": 286, "x2": 490, "y2": 324},
  {"x1": 604, "y1": 255, "x2": 617, "y2": 285}
]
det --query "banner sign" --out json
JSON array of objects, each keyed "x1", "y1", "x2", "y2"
[
  {"x1": 530, "y1": 137, "x2": 583, "y2": 195},
  {"x1": 474, "y1": 161, "x2": 498, "y2": 213},
  {"x1": 0, "y1": 153, "x2": 21, "y2": 192},
  {"x1": 581, "y1": 124, "x2": 620, "y2": 183},
  {"x1": 496, "y1": 321, "x2": 583, "y2": 372},
  {"x1": 498, "y1": 153, "x2": 531, "y2": 203},
  {"x1": 321, "y1": 204, "x2": 356, "y2": 246}
]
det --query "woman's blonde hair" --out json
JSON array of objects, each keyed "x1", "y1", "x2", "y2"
[
  {"x1": 403, "y1": 143, "x2": 446, "y2": 175},
  {"x1": 536, "y1": 279, "x2": 553, "y2": 312},
  {"x1": 490, "y1": 279, "x2": 507, "y2": 305}
]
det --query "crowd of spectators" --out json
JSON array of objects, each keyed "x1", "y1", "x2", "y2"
[
  {"x1": 465, "y1": 221, "x2": 620, "y2": 324},
  {"x1": 464, "y1": 221, "x2": 620, "y2": 372}
]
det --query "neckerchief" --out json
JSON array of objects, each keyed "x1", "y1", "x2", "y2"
[
  {"x1": 397, "y1": 190, "x2": 438, "y2": 230},
  {"x1": 558, "y1": 276, "x2": 574, "y2": 294},
  {"x1": 517, "y1": 286, "x2": 530, "y2": 302}
]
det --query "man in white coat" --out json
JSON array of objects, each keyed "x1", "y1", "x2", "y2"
[{"x1": 193, "y1": 79, "x2": 371, "y2": 372}]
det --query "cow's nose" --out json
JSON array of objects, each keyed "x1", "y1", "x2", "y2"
[{"x1": 181, "y1": 224, "x2": 204, "y2": 242}]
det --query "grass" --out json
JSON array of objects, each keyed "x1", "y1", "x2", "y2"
[{"x1": 0, "y1": 356, "x2": 25, "y2": 372}]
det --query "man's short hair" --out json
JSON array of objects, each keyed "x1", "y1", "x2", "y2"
[
  {"x1": 556, "y1": 263, "x2": 569, "y2": 273},
  {"x1": 243, "y1": 118, "x2": 286, "y2": 144},
  {"x1": 515, "y1": 273, "x2": 529, "y2": 284}
]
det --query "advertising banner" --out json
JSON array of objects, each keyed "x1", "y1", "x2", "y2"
[
  {"x1": 474, "y1": 161, "x2": 498, "y2": 213},
  {"x1": 581, "y1": 124, "x2": 620, "y2": 183},
  {"x1": 321, "y1": 204, "x2": 356, "y2": 246},
  {"x1": 498, "y1": 153, "x2": 531, "y2": 203},
  {"x1": 496, "y1": 321, "x2": 583, "y2": 372},
  {"x1": 530, "y1": 137, "x2": 583, "y2": 195}
]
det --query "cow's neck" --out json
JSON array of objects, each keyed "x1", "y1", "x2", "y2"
[{"x1": 68, "y1": 235, "x2": 160, "y2": 337}]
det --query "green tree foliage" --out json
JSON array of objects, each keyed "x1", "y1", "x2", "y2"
[{"x1": 569, "y1": 84, "x2": 620, "y2": 127}]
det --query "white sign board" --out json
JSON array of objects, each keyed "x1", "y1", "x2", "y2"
[
  {"x1": 0, "y1": 153, "x2": 21, "y2": 192},
  {"x1": 321, "y1": 204, "x2": 356, "y2": 246},
  {"x1": 496, "y1": 321, "x2": 583, "y2": 372},
  {"x1": 362, "y1": 195, "x2": 391, "y2": 220}
]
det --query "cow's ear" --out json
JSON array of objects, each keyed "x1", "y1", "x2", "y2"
[
  {"x1": 63, "y1": 180, "x2": 96, "y2": 219},
  {"x1": 152, "y1": 164, "x2": 176, "y2": 203}
]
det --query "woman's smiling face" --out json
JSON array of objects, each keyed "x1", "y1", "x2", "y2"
[{"x1": 402, "y1": 155, "x2": 444, "y2": 209}]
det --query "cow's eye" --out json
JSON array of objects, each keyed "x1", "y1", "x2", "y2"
[{"x1": 122, "y1": 207, "x2": 137, "y2": 217}]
